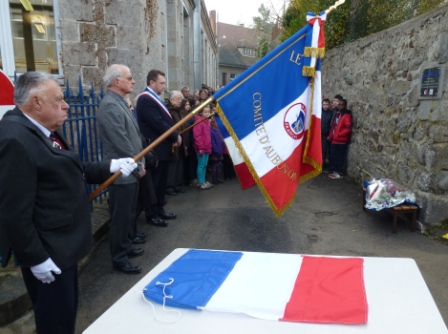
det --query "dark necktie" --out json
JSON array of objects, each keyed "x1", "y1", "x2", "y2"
[{"x1": 49, "y1": 133, "x2": 66, "y2": 150}]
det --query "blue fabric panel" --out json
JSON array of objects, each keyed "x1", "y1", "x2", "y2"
[{"x1": 143, "y1": 249, "x2": 243, "y2": 309}]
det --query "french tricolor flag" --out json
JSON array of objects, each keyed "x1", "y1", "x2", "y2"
[
  {"x1": 0, "y1": 70, "x2": 15, "y2": 119},
  {"x1": 213, "y1": 14, "x2": 323, "y2": 217},
  {"x1": 143, "y1": 249, "x2": 368, "y2": 324}
]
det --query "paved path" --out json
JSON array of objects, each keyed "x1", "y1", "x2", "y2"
[
  {"x1": 2, "y1": 174, "x2": 446, "y2": 333},
  {"x1": 76, "y1": 174, "x2": 448, "y2": 333}
]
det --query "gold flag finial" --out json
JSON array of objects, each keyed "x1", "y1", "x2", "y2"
[{"x1": 325, "y1": 0, "x2": 346, "y2": 15}]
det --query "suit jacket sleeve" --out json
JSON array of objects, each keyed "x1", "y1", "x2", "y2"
[
  {"x1": 82, "y1": 161, "x2": 111, "y2": 184},
  {"x1": 0, "y1": 137, "x2": 48, "y2": 267}
]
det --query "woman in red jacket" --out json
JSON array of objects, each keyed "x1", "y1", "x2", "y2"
[{"x1": 327, "y1": 99, "x2": 352, "y2": 179}]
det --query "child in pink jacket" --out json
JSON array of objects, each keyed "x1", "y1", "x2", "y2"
[{"x1": 193, "y1": 105, "x2": 213, "y2": 190}]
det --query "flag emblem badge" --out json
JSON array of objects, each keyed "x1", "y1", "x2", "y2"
[{"x1": 284, "y1": 102, "x2": 307, "y2": 140}]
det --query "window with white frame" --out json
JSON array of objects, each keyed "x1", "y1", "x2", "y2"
[
  {"x1": 0, "y1": 0, "x2": 61, "y2": 77},
  {"x1": 237, "y1": 47, "x2": 256, "y2": 57}
]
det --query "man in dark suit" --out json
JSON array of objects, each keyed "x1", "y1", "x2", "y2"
[
  {"x1": 97, "y1": 64, "x2": 147, "y2": 274},
  {"x1": 136, "y1": 69, "x2": 181, "y2": 226},
  {"x1": 0, "y1": 72, "x2": 137, "y2": 333}
]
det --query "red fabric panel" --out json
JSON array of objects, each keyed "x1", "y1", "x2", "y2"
[
  {"x1": 282, "y1": 256, "x2": 368, "y2": 324},
  {"x1": 234, "y1": 163, "x2": 255, "y2": 189},
  {"x1": 0, "y1": 71, "x2": 14, "y2": 105}
]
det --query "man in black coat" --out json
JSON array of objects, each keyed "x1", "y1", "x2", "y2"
[
  {"x1": 321, "y1": 98, "x2": 333, "y2": 168},
  {"x1": 0, "y1": 72, "x2": 137, "y2": 333},
  {"x1": 135, "y1": 69, "x2": 181, "y2": 226}
]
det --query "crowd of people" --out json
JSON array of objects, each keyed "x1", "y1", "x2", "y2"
[
  {"x1": 98, "y1": 67, "x2": 235, "y2": 277},
  {"x1": 0, "y1": 66, "x2": 235, "y2": 333},
  {"x1": 162, "y1": 85, "x2": 231, "y2": 193},
  {"x1": 0, "y1": 65, "x2": 353, "y2": 333},
  {"x1": 321, "y1": 94, "x2": 353, "y2": 179}
]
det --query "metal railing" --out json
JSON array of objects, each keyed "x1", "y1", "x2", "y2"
[{"x1": 62, "y1": 77, "x2": 107, "y2": 202}]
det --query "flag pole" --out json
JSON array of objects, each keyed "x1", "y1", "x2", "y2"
[
  {"x1": 171, "y1": 111, "x2": 216, "y2": 154},
  {"x1": 178, "y1": 112, "x2": 215, "y2": 135},
  {"x1": 325, "y1": 0, "x2": 346, "y2": 14},
  {"x1": 89, "y1": 96, "x2": 215, "y2": 200}
]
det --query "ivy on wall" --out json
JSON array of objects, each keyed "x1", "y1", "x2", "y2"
[{"x1": 281, "y1": 0, "x2": 445, "y2": 49}]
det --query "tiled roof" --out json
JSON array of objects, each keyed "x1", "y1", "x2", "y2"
[{"x1": 218, "y1": 22, "x2": 261, "y2": 68}]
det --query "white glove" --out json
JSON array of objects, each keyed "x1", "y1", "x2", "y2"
[
  {"x1": 110, "y1": 158, "x2": 138, "y2": 177},
  {"x1": 30, "y1": 258, "x2": 61, "y2": 284}
]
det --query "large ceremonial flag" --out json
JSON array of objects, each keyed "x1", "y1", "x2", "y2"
[
  {"x1": 143, "y1": 249, "x2": 368, "y2": 324},
  {"x1": 213, "y1": 13, "x2": 326, "y2": 216},
  {"x1": 0, "y1": 70, "x2": 15, "y2": 119}
]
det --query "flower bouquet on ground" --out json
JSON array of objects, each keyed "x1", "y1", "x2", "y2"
[{"x1": 364, "y1": 178, "x2": 417, "y2": 211}]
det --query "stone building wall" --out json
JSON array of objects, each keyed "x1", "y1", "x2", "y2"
[
  {"x1": 322, "y1": 5, "x2": 448, "y2": 225},
  {"x1": 57, "y1": 0, "x2": 215, "y2": 98}
]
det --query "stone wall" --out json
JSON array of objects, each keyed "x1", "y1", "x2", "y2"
[
  {"x1": 57, "y1": 0, "x2": 215, "y2": 97},
  {"x1": 322, "y1": 5, "x2": 448, "y2": 225},
  {"x1": 59, "y1": 0, "x2": 146, "y2": 92}
]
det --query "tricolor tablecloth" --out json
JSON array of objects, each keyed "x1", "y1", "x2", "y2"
[{"x1": 143, "y1": 249, "x2": 367, "y2": 324}]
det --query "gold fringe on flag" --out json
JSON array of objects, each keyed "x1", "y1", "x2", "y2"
[
  {"x1": 216, "y1": 103, "x2": 295, "y2": 217},
  {"x1": 302, "y1": 66, "x2": 316, "y2": 77},
  {"x1": 303, "y1": 47, "x2": 325, "y2": 58}
]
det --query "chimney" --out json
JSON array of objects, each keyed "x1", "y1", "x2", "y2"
[{"x1": 210, "y1": 10, "x2": 217, "y2": 36}]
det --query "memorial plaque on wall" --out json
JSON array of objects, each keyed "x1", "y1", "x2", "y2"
[{"x1": 420, "y1": 66, "x2": 443, "y2": 99}]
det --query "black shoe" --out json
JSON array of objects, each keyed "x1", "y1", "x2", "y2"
[
  {"x1": 165, "y1": 188, "x2": 177, "y2": 196},
  {"x1": 136, "y1": 232, "x2": 146, "y2": 238},
  {"x1": 127, "y1": 248, "x2": 144, "y2": 258},
  {"x1": 160, "y1": 212, "x2": 176, "y2": 220},
  {"x1": 217, "y1": 178, "x2": 224, "y2": 184},
  {"x1": 147, "y1": 217, "x2": 169, "y2": 227},
  {"x1": 174, "y1": 187, "x2": 185, "y2": 193},
  {"x1": 132, "y1": 235, "x2": 147, "y2": 244},
  {"x1": 113, "y1": 262, "x2": 142, "y2": 274}
]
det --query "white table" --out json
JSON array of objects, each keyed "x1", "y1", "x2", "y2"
[{"x1": 84, "y1": 248, "x2": 448, "y2": 333}]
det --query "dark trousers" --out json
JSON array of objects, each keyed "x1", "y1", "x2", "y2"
[
  {"x1": 223, "y1": 154, "x2": 236, "y2": 180},
  {"x1": 321, "y1": 136, "x2": 330, "y2": 163},
  {"x1": 328, "y1": 143, "x2": 348, "y2": 174},
  {"x1": 150, "y1": 160, "x2": 169, "y2": 216},
  {"x1": 108, "y1": 182, "x2": 138, "y2": 267},
  {"x1": 185, "y1": 151, "x2": 197, "y2": 183},
  {"x1": 22, "y1": 264, "x2": 78, "y2": 334},
  {"x1": 138, "y1": 169, "x2": 157, "y2": 219},
  {"x1": 167, "y1": 158, "x2": 183, "y2": 189},
  {"x1": 211, "y1": 158, "x2": 223, "y2": 182}
]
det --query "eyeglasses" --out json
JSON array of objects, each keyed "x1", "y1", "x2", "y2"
[{"x1": 118, "y1": 76, "x2": 133, "y2": 82}]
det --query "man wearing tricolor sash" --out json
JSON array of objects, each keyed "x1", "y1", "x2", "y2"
[{"x1": 136, "y1": 70, "x2": 181, "y2": 226}]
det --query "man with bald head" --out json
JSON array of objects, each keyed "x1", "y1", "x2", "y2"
[{"x1": 0, "y1": 71, "x2": 137, "y2": 333}]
